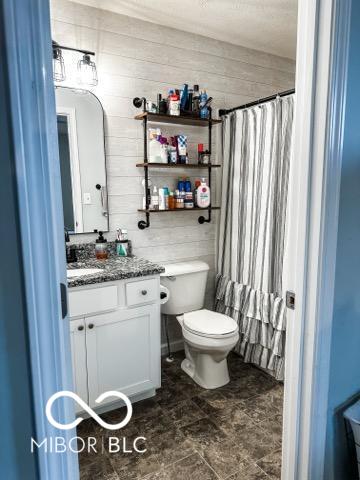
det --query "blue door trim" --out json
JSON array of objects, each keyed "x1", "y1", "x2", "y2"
[{"x1": 2, "y1": 0, "x2": 79, "y2": 478}]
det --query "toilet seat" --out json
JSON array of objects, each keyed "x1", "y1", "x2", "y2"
[{"x1": 183, "y1": 309, "x2": 238, "y2": 339}]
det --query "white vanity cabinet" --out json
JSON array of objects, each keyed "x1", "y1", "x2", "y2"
[{"x1": 68, "y1": 275, "x2": 161, "y2": 413}]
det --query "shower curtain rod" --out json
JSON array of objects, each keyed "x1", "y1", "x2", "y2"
[{"x1": 219, "y1": 88, "x2": 295, "y2": 116}]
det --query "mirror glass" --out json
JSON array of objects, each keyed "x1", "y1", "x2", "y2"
[{"x1": 56, "y1": 87, "x2": 108, "y2": 234}]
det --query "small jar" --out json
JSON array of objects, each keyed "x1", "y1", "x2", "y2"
[{"x1": 175, "y1": 194, "x2": 184, "y2": 209}]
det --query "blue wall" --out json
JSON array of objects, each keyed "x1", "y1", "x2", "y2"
[{"x1": 325, "y1": 2, "x2": 360, "y2": 478}]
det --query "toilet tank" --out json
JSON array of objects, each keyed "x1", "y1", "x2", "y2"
[{"x1": 160, "y1": 261, "x2": 209, "y2": 315}]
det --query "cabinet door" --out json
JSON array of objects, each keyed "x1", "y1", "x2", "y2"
[
  {"x1": 86, "y1": 304, "x2": 160, "y2": 408},
  {"x1": 69, "y1": 319, "x2": 88, "y2": 413}
]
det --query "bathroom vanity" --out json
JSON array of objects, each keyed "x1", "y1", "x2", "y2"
[{"x1": 67, "y1": 255, "x2": 164, "y2": 414}]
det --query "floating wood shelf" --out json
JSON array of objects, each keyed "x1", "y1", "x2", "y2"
[
  {"x1": 136, "y1": 162, "x2": 221, "y2": 169},
  {"x1": 135, "y1": 112, "x2": 222, "y2": 127},
  {"x1": 138, "y1": 207, "x2": 220, "y2": 213}
]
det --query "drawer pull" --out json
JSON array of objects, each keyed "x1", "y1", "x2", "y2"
[
  {"x1": 141, "y1": 290, "x2": 148, "y2": 296},
  {"x1": 78, "y1": 325, "x2": 84, "y2": 331},
  {"x1": 88, "y1": 323, "x2": 94, "y2": 329}
]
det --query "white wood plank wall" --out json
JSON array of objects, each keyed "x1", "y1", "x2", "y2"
[{"x1": 51, "y1": 0, "x2": 295, "y2": 344}]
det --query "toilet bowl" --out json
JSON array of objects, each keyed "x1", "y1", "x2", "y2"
[
  {"x1": 177, "y1": 309, "x2": 239, "y2": 389},
  {"x1": 160, "y1": 261, "x2": 239, "y2": 389}
]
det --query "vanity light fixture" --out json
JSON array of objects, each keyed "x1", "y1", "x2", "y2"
[
  {"x1": 77, "y1": 54, "x2": 98, "y2": 86},
  {"x1": 52, "y1": 40, "x2": 98, "y2": 86},
  {"x1": 52, "y1": 43, "x2": 65, "y2": 82}
]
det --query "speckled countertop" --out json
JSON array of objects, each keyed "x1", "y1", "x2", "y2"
[{"x1": 67, "y1": 244, "x2": 165, "y2": 288}]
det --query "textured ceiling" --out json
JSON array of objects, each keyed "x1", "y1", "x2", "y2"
[{"x1": 72, "y1": 0, "x2": 298, "y2": 59}]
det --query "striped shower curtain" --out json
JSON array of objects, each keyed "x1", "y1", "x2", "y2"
[{"x1": 215, "y1": 95, "x2": 294, "y2": 380}]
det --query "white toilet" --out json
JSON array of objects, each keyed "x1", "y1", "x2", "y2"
[{"x1": 161, "y1": 261, "x2": 239, "y2": 389}]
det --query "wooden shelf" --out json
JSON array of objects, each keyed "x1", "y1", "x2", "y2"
[
  {"x1": 135, "y1": 112, "x2": 222, "y2": 127},
  {"x1": 138, "y1": 207, "x2": 220, "y2": 213},
  {"x1": 136, "y1": 162, "x2": 221, "y2": 169}
]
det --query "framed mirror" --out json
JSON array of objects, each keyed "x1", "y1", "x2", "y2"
[{"x1": 55, "y1": 87, "x2": 108, "y2": 234}]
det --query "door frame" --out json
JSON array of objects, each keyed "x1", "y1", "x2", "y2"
[
  {"x1": 282, "y1": 0, "x2": 351, "y2": 478},
  {"x1": 2, "y1": 0, "x2": 352, "y2": 478},
  {"x1": 2, "y1": 0, "x2": 79, "y2": 478}
]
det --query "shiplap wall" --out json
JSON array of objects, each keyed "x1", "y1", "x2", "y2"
[{"x1": 51, "y1": 0, "x2": 295, "y2": 345}]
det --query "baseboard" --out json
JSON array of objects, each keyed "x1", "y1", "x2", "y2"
[{"x1": 161, "y1": 338, "x2": 184, "y2": 356}]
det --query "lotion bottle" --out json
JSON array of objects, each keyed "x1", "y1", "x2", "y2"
[{"x1": 196, "y1": 178, "x2": 210, "y2": 208}]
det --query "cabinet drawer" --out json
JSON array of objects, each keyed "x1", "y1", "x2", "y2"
[
  {"x1": 69, "y1": 285, "x2": 118, "y2": 318},
  {"x1": 126, "y1": 278, "x2": 158, "y2": 307}
]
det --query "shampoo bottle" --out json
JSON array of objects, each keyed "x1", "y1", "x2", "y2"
[{"x1": 196, "y1": 178, "x2": 210, "y2": 208}]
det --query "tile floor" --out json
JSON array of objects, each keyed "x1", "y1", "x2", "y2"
[{"x1": 79, "y1": 351, "x2": 283, "y2": 480}]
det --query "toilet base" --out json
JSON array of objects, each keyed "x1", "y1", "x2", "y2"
[
  {"x1": 181, "y1": 350, "x2": 231, "y2": 390},
  {"x1": 176, "y1": 313, "x2": 239, "y2": 390}
]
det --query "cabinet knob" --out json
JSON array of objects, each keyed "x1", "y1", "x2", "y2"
[
  {"x1": 141, "y1": 290, "x2": 147, "y2": 296},
  {"x1": 78, "y1": 325, "x2": 84, "y2": 331},
  {"x1": 88, "y1": 323, "x2": 94, "y2": 329}
]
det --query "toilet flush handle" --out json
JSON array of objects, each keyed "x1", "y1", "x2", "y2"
[{"x1": 167, "y1": 276, "x2": 176, "y2": 281}]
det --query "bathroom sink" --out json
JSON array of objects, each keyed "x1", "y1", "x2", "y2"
[{"x1": 67, "y1": 268, "x2": 103, "y2": 278}]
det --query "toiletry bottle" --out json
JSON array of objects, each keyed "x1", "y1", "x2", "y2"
[
  {"x1": 160, "y1": 136, "x2": 168, "y2": 163},
  {"x1": 169, "y1": 93, "x2": 180, "y2": 116},
  {"x1": 194, "y1": 180, "x2": 201, "y2": 207},
  {"x1": 200, "y1": 90, "x2": 209, "y2": 119},
  {"x1": 187, "y1": 88, "x2": 193, "y2": 112},
  {"x1": 168, "y1": 191, "x2": 175, "y2": 209},
  {"x1": 149, "y1": 128, "x2": 162, "y2": 163},
  {"x1": 163, "y1": 187, "x2": 169, "y2": 210},
  {"x1": 95, "y1": 231, "x2": 108, "y2": 260},
  {"x1": 198, "y1": 143, "x2": 204, "y2": 164},
  {"x1": 180, "y1": 84, "x2": 188, "y2": 111},
  {"x1": 168, "y1": 145, "x2": 177, "y2": 164},
  {"x1": 193, "y1": 85, "x2": 200, "y2": 113},
  {"x1": 157, "y1": 93, "x2": 162, "y2": 113},
  {"x1": 196, "y1": 178, "x2": 211, "y2": 208},
  {"x1": 151, "y1": 186, "x2": 159, "y2": 210},
  {"x1": 177, "y1": 135, "x2": 188, "y2": 164},
  {"x1": 159, "y1": 188, "x2": 166, "y2": 210},
  {"x1": 116, "y1": 229, "x2": 129, "y2": 257},
  {"x1": 175, "y1": 189, "x2": 184, "y2": 209},
  {"x1": 177, "y1": 178, "x2": 185, "y2": 198},
  {"x1": 184, "y1": 178, "x2": 194, "y2": 209}
]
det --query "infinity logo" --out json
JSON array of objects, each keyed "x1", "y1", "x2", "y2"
[{"x1": 46, "y1": 391, "x2": 133, "y2": 431}]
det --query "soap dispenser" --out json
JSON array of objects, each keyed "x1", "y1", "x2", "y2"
[{"x1": 95, "y1": 231, "x2": 108, "y2": 260}]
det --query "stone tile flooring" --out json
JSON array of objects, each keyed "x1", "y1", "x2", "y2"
[{"x1": 79, "y1": 351, "x2": 283, "y2": 480}]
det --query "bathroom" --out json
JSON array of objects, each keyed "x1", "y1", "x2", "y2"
[
  {"x1": 50, "y1": 1, "x2": 296, "y2": 479},
  {"x1": 5, "y1": 0, "x2": 360, "y2": 478}
]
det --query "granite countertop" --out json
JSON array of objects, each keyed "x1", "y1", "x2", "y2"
[{"x1": 67, "y1": 255, "x2": 165, "y2": 288}]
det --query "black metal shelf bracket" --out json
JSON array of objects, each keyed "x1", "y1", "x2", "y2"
[
  {"x1": 198, "y1": 108, "x2": 212, "y2": 225},
  {"x1": 138, "y1": 113, "x2": 151, "y2": 229},
  {"x1": 198, "y1": 207, "x2": 212, "y2": 224}
]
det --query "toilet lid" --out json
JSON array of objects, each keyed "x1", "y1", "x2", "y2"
[{"x1": 183, "y1": 309, "x2": 238, "y2": 338}]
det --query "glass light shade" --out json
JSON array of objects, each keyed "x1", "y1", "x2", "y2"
[
  {"x1": 77, "y1": 54, "x2": 98, "y2": 86},
  {"x1": 53, "y1": 48, "x2": 66, "y2": 82}
]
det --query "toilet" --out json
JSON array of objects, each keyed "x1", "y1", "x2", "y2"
[{"x1": 161, "y1": 261, "x2": 239, "y2": 389}]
